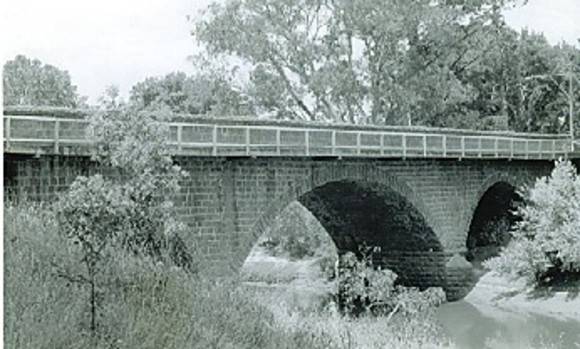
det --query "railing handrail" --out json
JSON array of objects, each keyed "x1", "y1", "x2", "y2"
[
  {"x1": 3, "y1": 113, "x2": 576, "y2": 160},
  {"x1": 3, "y1": 113, "x2": 571, "y2": 142},
  {"x1": 2, "y1": 106, "x2": 569, "y2": 140}
]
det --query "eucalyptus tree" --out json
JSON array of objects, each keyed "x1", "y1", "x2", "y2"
[{"x1": 194, "y1": 0, "x2": 521, "y2": 126}]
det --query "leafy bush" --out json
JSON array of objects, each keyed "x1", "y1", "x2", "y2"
[
  {"x1": 336, "y1": 248, "x2": 445, "y2": 317},
  {"x1": 484, "y1": 160, "x2": 580, "y2": 285}
]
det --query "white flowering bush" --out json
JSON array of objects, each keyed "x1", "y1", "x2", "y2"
[{"x1": 484, "y1": 160, "x2": 580, "y2": 285}]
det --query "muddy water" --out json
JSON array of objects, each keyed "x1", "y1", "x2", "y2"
[{"x1": 436, "y1": 300, "x2": 580, "y2": 349}]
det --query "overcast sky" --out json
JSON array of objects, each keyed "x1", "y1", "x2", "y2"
[{"x1": 1, "y1": 0, "x2": 579, "y2": 104}]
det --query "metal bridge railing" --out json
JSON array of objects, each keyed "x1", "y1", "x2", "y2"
[{"x1": 3, "y1": 114, "x2": 574, "y2": 160}]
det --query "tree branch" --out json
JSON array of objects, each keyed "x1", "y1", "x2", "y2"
[{"x1": 267, "y1": 54, "x2": 315, "y2": 120}]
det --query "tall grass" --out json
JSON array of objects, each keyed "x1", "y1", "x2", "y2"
[
  {"x1": 5, "y1": 201, "x2": 459, "y2": 349},
  {"x1": 4, "y1": 202, "x2": 334, "y2": 349}
]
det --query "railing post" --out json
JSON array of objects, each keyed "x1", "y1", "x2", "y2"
[
  {"x1": 177, "y1": 125, "x2": 183, "y2": 153},
  {"x1": 442, "y1": 135, "x2": 447, "y2": 157},
  {"x1": 5, "y1": 115, "x2": 11, "y2": 150},
  {"x1": 380, "y1": 134, "x2": 384, "y2": 156},
  {"x1": 276, "y1": 129, "x2": 281, "y2": 156},
  {"x1": 245, "y1": 127, "x2": 250, "y2": 156},
  {"x1": 402, "y1": 134, "x2": 407, "y2": 159},
  {"x1": 54, "y1": 119, "x2": 60, "y2": 153},
  {"x1": 422, "y1": 135, "x2": 427, "y2": 157},
  {"x1": 494, "y1": 138, "x2": 499, "y2": 158},
  {"x1": 525, "y1": 140, "x2": 529, "y2": 159},
  {"x1": 552, "y1": 139, "x2": 556, "y2": 160},
  {"x1": 478, "y1": 138, "x2": 482, "y2": 158},
  {"x1": 305, "y1": 130, "x2": 310, "y2": 156},
  {"x1": 356, "y1": 132, "x2": 361, "y2": 155},
  {"x1": 510, "y1": 139, "x2": 514, "y2": 160},
  {"x1": 331, "y1": 130, "x2": 336, "y2": 156},
  {"x1": 460, "y1": 136, "x2": 465, "y2": 160},
  {"x1": 212, "y1": 125, "x2": 218, "y2": 156}
]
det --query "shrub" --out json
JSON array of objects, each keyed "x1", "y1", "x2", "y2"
[
  {"x1": 484, "y1": 159, "x2": 580, "y2": 285},
  {"x1": 336, "y1": 248, "x2": 445, "y2": 317}
]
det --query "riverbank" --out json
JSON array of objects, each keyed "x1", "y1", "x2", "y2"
[
  {"x1": 243, "y1": 248, "x2": 580, "y2": 348},
  {"x1": 244, "y1": 246, "x2": 580, "y2": 323},
  {"x1": 465, "y1": 272, "x2": 580, "y2": 322},
  {"x1": 242, "y1": 247, "x2": 455, "y2": 348}
]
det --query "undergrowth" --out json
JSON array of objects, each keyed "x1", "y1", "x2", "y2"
[{"x1": 4, "y1": 202, "x2": 333, "y2": 349}]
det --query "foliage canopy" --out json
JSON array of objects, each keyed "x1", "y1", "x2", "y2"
[
  {"x1": 129, "y1": 71, "x2": 253, "y2": 116},
  {"x1": 3, "y1": 54, "x2": 85, "y2": 108},
  {"x1": 194, "y1": 0, "x2": 580, "y2": 132}
]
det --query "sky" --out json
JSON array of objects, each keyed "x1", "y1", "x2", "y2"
[{"x1": 1, "y1": 0, "x2": 579, "y2": 104}]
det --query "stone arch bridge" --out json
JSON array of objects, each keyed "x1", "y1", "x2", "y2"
[{"x1": 4, "y1": 107, "x2": 580, "y2": 300}]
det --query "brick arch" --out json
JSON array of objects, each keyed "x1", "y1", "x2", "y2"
[{"x1": 236, "y1": 165, "x2": 439, "y2": 267}]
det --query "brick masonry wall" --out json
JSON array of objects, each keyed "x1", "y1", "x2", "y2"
[{"x1": 4, "y1": 154, "x2": 555, "y2": 300}]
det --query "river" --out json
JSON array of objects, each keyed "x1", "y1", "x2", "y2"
[
  {"x1": 436, "y1": 297, "x2": 580, "y2": 348},
  {"x1": 243, "y1": 251, "x2": 580, "y2": 348}
]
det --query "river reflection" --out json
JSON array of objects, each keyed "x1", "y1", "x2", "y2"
[{"x1": 436, "y1": 300, "x2": 580, "y2": 349}]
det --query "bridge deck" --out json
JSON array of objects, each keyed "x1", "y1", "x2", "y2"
[{"x1": 3, "y1": 111, "x2": 578, "y2": 160}]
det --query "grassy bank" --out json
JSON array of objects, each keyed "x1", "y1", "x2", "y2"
[
  {"x1": 4, "y1": 202, "x2": 334, "y2": 349},
  {"x1": 5, "y1": 202, "x2": 454, "y2": 349}
]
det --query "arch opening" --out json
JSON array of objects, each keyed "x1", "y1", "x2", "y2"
[
  {"x1": 295, "y1": 180, "x2": 446, "y2": 289},
  {"x1": 242, "y1": 179, "x2": 447, "y2": 308},
  {"x1": 466, "y1": 182, "x2": 522, "y2": 272}
]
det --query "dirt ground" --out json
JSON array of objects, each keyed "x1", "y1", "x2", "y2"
[{"x1": 465, "y1": 272, "x2": 580, "y2": 322}]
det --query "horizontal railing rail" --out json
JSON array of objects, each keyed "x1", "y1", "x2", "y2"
[{"x1": 3, "y1": 113, "x2": 576, "y2": 160}]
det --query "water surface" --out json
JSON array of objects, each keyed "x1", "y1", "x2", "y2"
[{"x1": 436, "y1": 300, "x2": 580, "y2": 349}]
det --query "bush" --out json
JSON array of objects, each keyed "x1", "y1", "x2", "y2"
[
  {"x1": 336, "y1": 248, "x2": 445, "y2": 317},
  {"x1": 484, "y1": 159, "x2": 580, "y2": 285}
]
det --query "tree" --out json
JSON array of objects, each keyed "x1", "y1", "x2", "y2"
[
  {"x1": 129, "y1": 71, "x2": 253, "y2": 116},
  {"x1": 194, "y1": 0, "x2": 520, "y2": 125},
  {"x1": 98, "y1": 85, "x2": 125, "y2": 110},
  {"x1": 3, "y1": 55, "x2": 85, "y2": 107},
  {"x1": 57, "y1": 106, "x2": 195, "y2": 337},
  {"x1": 457, "y1": 27, "x2": 580, "y2": 133}
]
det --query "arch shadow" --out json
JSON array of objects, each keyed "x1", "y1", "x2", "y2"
[
  {"x1": 241, "y1": 176, "x2": 447, "y2": 293},
  {"x1": 243, "y1": 167, "x2": 440, "y2": 263},
  {"x1": 463, "y1": 177, "x2": 523, "y2": 293}
]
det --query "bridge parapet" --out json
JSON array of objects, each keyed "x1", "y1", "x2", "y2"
[{"x1": 3, "y1": 106, "x2": 575, "y2": 160}]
